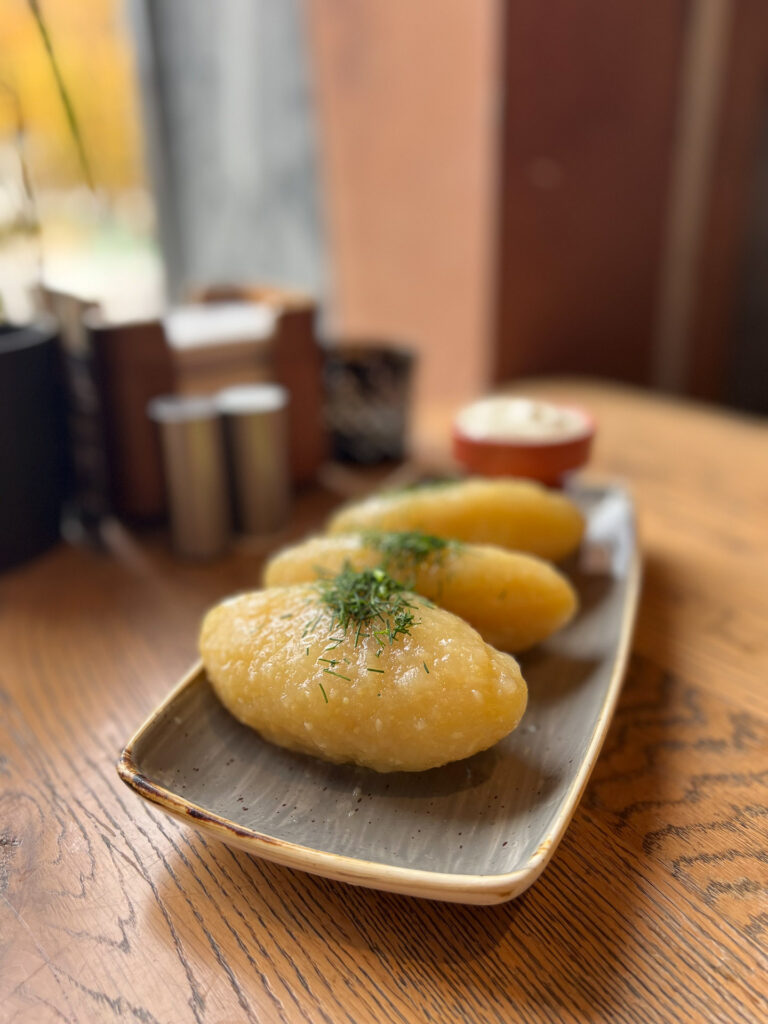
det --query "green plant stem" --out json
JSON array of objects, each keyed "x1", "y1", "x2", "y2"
[{"x1": 28, "y1": 0, "x2": 94, "y2": 190}]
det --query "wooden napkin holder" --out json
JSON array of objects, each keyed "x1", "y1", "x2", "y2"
[{"x1": 84, "y1": 289, "x2": 327, "y2": 524}]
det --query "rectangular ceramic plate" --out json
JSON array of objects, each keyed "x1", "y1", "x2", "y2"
[{"x1": 118, "y1": 482, "x2": 640, "y2": 904}]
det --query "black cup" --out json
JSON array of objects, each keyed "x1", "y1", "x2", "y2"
[
  {"x1": 324, "y1": 343, "x2": 415, "y2": 464},
  {"x1": 0, "y1": 320, "x2": 69, "y2": 571}
]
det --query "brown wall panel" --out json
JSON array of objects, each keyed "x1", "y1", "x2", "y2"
[
  {"x1": 493, "y1": 2, "x2": 689, "y2": 385},
  {"x1": 309, "y1": 2, "x2": 767, "y2": 408},
  {"x1": 687, "y1": 0, "x2": 768, "y2": 403}
]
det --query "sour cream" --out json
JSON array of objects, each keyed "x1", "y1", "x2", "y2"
[
  {"x1": 451, "y1": 396, "x2": 595, "y2": 482},
  {"x1": 454, "y1": 397, "x2": 591, "y2": 444}
]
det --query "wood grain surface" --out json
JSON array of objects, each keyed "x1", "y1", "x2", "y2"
[{"x1": 2, "y1": 381, "x2": 767, "y2": 1023}]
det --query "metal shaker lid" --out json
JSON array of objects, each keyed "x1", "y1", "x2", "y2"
[
  {"x1": 215, "y1": 384, "x2": 289, "y2": 416},
  {"x1": 147, "y1": 394, "x2": 219, "y2": 422}
]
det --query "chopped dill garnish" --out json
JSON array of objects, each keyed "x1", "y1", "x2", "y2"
[
  {"x1": 423, "y1": 661, "x2": 429, "y2": 674},
  {"x1": 366, "y1": 667, "x2": 384, "y2": 674},
  {"x1": 314, "y1": 565, "x2": 420, "y2": 656},
  {"x1": 323, "y1": 667, "x2": 351, "y2": 681},
  {"x1": 279, "y1": 612, "x2": 293, "y2": 619},
  {"x1": 301, "y1": 612, "x2": 323, "y2": 638},
  {"x1": 318, "y1": 682, "x2": 329, "y2": 703},
  {"x1": 362, "y1": 530, "x2": 455, "y2": 573}
]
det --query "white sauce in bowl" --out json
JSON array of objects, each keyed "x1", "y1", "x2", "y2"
[{"x1": 455, "y1": 397, "x2": 590, "y2": 443}]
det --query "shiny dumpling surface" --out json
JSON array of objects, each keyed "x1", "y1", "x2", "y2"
[
  {"x1": 264, "y1": 533, "x2": 577, "y2": 652},
  {"x1": 326, "y1": 478, "x2": 584, "y2": 562},
  {"x1": 199, "y1": 584, "x2": 528, "y2": 772}
]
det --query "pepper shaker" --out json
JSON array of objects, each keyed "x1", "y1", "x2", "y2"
[
  {"x1": 147, "y1": 395, "x2": 230, "y2": 558},
  {"x1": 216, "y1": 384, "x2": 291, "y2": 535}
]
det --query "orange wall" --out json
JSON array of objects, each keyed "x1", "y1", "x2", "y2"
[{"x1": 306, "y1": 0, "x2": 501, "y2": 405}]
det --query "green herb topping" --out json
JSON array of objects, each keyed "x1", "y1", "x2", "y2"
[
  {"x1": 314, "y1": 565, "x2": 420, "y2": 654},
  {"x1": 323, "y1": 668, "x2": 351, "y2": 681},
  {"x1": 362, "y1": 529, "x2": 453, "y2": 572}
]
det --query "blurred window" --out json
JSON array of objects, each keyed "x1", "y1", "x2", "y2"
[{"x1": 0, "y1": 0, "x2": 162, "y2": 321}]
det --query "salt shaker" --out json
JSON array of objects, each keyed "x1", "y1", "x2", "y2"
[
  {"x1": 147, "y1": 395, "x2": 230, "y2": 558},
  {"x1": 216, "y1": 384, "x2": 291, "y2": 535}
]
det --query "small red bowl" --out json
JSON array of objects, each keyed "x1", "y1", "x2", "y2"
[{"x1": 452, "y1": 398, "x2": 596, "y2": 486}]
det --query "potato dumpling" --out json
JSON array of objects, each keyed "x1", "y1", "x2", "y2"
[
  {"x1": 327, "y1": 478, "x2": 584, "y2": 562},
  {"x1": 264, "y1": 532, "x2": 577, "y2": 652},
  {"x1": 199, "y1": 570, "x2": 527, "y2": 772}
]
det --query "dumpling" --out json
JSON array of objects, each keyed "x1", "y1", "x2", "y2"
[
  {"x1": 199, "y1": 568, "x2": 527, "y2": 772},
  {"x1": 264, "y1": 531, "x2": 577, "y2": 652},
  {"x1": 326, "y1": 477, "x2": 584, "y2": 562}
]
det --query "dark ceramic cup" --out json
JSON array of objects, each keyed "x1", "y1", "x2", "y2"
[
  {"x1": 324, "y1": 343, "x2": 415, "y2": 464},
  {"x1": 0, "y1": 319, "x2": 69, "y2": 571}
]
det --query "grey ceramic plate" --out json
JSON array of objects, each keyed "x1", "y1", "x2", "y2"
[{"x1": 118, "y1": 482, "x2": 640, "y2": 904}]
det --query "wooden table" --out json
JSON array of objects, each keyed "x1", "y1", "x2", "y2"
[{"x1": 2, "y1": 381, "x2": 767, "y2": 1023}]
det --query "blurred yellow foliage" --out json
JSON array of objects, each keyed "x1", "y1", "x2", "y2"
[{"x1": 0, "y1": 0, "x2": 144, "y2": 189}]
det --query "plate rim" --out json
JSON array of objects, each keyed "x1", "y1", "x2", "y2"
[{"x1": 116, "y1": 487, "x2": 641, "y2": 904}]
